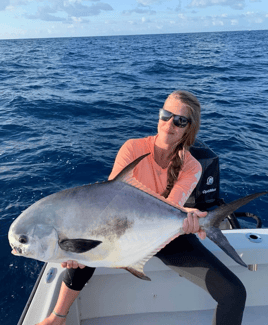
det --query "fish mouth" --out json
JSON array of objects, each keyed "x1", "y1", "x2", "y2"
[{"x1": 11, "y1": 245, "x2": 22, "y2": 255}]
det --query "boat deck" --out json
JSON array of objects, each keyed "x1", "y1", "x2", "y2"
[
  {"x1": 19, "y1": 229, "x2": 268, "y2": 325},
  {"x1": 81, "y1": 306, "x2": 268, "y2": 325}
]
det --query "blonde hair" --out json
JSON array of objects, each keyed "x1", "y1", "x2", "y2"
[{"x1": 161, "y1": 90, "x2": 201, "y2": 198}]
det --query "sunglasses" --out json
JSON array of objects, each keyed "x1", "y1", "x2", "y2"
[{"x1": 159, "y1": 108, "x2": 191, "y2": 128}]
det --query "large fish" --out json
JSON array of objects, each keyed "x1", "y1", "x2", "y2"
[{"x1": 8, "y1": 154, "x2": 267, "y2": 281}]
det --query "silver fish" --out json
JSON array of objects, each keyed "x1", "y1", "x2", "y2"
[{"x1": 8, "y1": 154, "x2": 267, "y2": 280}]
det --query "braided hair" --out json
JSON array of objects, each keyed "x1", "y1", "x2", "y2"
[{"x1": 161, "y1": 90, "x2": 201, "y2": 198}]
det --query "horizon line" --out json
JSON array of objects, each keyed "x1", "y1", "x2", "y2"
[{"x1": 0, "y1": 28, "x2": 267, "y2": 42}]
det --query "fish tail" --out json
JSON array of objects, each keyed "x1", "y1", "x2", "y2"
[{"x1": 203, "y1": 191, "x2": 268, "y2": 268}]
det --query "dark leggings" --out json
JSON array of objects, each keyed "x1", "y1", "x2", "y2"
[{"x1": 63, "y1": 234, "x2": 246, "y2": 325}]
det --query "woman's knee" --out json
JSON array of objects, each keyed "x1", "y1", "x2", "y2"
[
  {"x1": 63, "y1": 267, "x2": 95, "y2": 291},
  {"x1": 206, "y1": 267, "x2": 246, "y2": 308},
  {"x1": 231, "y1": 280, "x2": 246, "y2": 306},
  {"x1": 219, "y1": 278, "x2": 247, "y2": 308}
]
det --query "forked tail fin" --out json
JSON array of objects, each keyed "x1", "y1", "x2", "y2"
[{"x1": 204, "y1": 192, "x2": 268, "y2": 267}]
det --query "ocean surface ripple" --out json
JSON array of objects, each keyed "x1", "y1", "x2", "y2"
[{"x1": 0, "y1": 31, "x2": 267, "y2": 324}]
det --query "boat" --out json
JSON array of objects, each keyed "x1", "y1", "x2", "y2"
[{"x1": 17, "y1": 141, "x2": 268, "y2": 325}]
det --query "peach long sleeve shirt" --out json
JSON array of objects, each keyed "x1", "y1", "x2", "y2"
[{"x1": 108, "y1": 135, "x2": 202, "y2": 207}]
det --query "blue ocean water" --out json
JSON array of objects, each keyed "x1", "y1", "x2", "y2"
[{"x1": 0, "y1": 31, "x2": 267, "y2": 324}]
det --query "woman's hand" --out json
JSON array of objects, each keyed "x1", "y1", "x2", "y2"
[
  {"x1": 61, "y1": 260, "x2": 86, "y2": 269},
  {"x1": 183, "y1": 209, "x2": 207, "y2": 240}
]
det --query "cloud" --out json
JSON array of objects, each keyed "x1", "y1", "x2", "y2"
[
  {"x1": 178, "y1": 13, "x2": 187, "y2": 20},
  {"x1": 62, "y1": 16, "x2": 90, "y2": 24},
  {"x1": 24, "y1": 1, "x2": 113, "y2": 22},
  {"x1": 11, "y1": 0, "x2": 30, "y2": 4},
  {"x1": 122, "y1": 8, "x2": 156, "y2": 15},
  {"x1": 242, "y1": 11, "x2": 264, "y2": 23},
  {"x1": 212, "y1": 19, "x2": 224, "y2": 26},
  {"x1": 174, "y1": 0, "x2": 182, "y2": 12},
  {"x1": 0, "y1": 23, "x2": 27, "y2": 39},
  {"x1": 184, "y1": 13, "x2": 239, "y2": 28},
  {"x1": 136, "y1": 0, "x2": 163, "y2": 5},
  {"x1": 63, "y1": 2, "x2": 113, "y2": 17},
  {"x1": 231, "y1": 19, "x2": 238, "y2": 25},
  {"x1": 24, "y1": 7, "x2": 66, "y2": 21},
  {"x1": 0, "y1": 0, "x2": 10, "y2": 11},
  {"x1": 189, "y1": 0, "x2": 245, "y2": 10},
  {"x1": 25, "y1": 5, "x2": 65, "y2": 21}
]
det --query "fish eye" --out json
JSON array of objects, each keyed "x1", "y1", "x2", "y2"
[{"x1": 19, "y1": 235, "x2": 28, "y2": 244}]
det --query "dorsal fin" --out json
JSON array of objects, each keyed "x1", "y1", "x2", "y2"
[
  {"x1": 113, "y1": 153, "x2": 186, "y2": 213},
  {"x1": 113, "y1": 153, "x2": 150, "y2": 182}
]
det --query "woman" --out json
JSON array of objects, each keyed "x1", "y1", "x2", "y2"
[{"x1": 38, "y1": 90, "x2": 246, "y2": 325}]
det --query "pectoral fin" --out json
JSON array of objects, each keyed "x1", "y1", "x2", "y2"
[{"x1": 59, "y1": 238, "x2": 102, "y2": 253}]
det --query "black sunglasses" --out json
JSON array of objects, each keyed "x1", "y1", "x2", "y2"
[{"x1": 159, "y1": 108, "x2": 191, "y2": 128}]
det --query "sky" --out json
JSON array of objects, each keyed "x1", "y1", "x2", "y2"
[{"x1": 0, "y1": 0, "x2": 267, "y2": 39}]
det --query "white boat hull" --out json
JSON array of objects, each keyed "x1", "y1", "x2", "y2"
[{"x1": 19, "y1": 229, "x2": 268, "y2": 325}]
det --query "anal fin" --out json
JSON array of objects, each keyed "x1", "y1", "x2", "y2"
[
  {"x1": 120, "y1": 260, "x2": 151, "y2": 281},
  {"x1": 124, "y1": 266, "x2": 151, "y2": 281}
]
